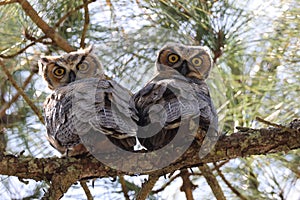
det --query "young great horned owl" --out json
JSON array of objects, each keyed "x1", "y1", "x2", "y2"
[
  {"x1": 39, "y1": 47, "x2": 137, "y2": 156},
  {"x1": 39, "y1": 46, "x2": 103, "y2": 90},
  {"x1": 130, "y1": 43, "x2": 218, "y2": 151}
]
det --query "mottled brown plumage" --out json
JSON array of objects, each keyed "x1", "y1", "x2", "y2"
[
  {"x1": 39, "y1": 47, "x2": 137, "y2": 156},
  {"x1": 130, "y1": 43, "x2": 218, "y2": 151}
]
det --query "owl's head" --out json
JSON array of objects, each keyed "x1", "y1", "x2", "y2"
[
  {"x1": 38, "y1": 46, "x2": 103, "y2": 90},
  {"x1": 156, "y1": 43, "x2": 213, "y2": 80}
]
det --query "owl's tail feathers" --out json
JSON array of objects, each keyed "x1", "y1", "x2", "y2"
[
  {"x1": 79, "y1": 127, "x2": 138, "y2": 154},
  {"x1": 107, "y1": 135, "x2": 137, "y2": 152},
  {"x1": 46, "y1": 133, "x2": 89, "y2": 157}
]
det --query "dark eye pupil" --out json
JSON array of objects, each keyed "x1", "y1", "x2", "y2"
[
  {"x1": 54, "y1": 68, "x2": 64, "y2": 76},
  {"x1": 168, "y1": 54, "x2": 179, "y2": 63},
  {"x1": 78, "y1": 64, "x2": 88, "y2": 71}
]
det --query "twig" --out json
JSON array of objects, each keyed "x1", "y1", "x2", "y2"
[
  {"x1": 0, "y1": 0, "x2": 17, "y2": 6},
  {"x1": 43, "y1": 173, "x2": 78, "y2": 199},
  {"x1": 54, "y1": 0, "x2": 96, "y2": 28},
  {"x1": 80, "y1": 0, "x2": 90, "y2": 48},
  {"x1": 0, "y1": 42, "x2": 36, "y2": 59},
  {"x1": 80, "y1": 180, "x2": 93, "y2": 200},
  {"x1": 0, "y1": 72, "x2": 34, "y2": 118},
  {"x1": 213, "y1": 163, "x2": 248, "y2": 200},
  {"x1": 136, "y1": 174, "x2": 160, "y2": 200},
  {"x1": 16, "y1": 0, "x2": 74, "y2": 52},
  {"x1": 198, "y1": 164, "x2": 226, "y2": 200},
  {"x1": 119, "y1": 175, "x2": 130, "y2": 200},
  {"x1": 180, "y1": 169, "x2": 196, "y2": 200},
  {"x1": 211, "y1": 161, "x2": 229, "y2": 171},
  {"x1": 152, "y1": 173, "x2": 181, "y2": 193},
  {"x1": 256, "y1": 117, "x2": 286, "y2": 129},
  {"x1": 0, "y1": 60, "x2": 44, "y2": 124},
  {"x1": 0, "y1": 30, "x2": 50, "y2": 59},
  {"x1": 0, "y1": 127, "x2": 6, "y2": 152}
]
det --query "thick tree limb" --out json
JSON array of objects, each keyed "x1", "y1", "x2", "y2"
[
  {"x1": 16, "y1": 0, "x2": 75, "y2": 52},
  {"x1": 0, "y1": 120, "x2": 299, "y2": 199}
]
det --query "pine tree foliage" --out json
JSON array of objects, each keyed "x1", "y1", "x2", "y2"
[{"x1": 0, "y1": 0, "x2": 299, "y2": 199}]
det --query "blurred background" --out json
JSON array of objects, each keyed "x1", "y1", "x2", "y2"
[{"x1": 0, "y1": 0, "x2": 299, "y2": 199}]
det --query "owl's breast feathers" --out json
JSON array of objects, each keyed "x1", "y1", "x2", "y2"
[{"x1": 43, "y1": 77, "x2": 137, "y2": 156}]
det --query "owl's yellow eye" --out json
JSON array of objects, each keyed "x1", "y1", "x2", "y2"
[
  {"x1": 191, "y1": 57, "x2": 202, "y2": 66},
  {"x1": 77, "y1": 64, "x2": 89, "y2": 71},
  {"x1": 53, "y1": 67, "x2": 65, "y2": 77},
  {"x1": 167, "y1": 53, "x2": 180, "y2": 64}
]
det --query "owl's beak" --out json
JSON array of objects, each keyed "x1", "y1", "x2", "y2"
[
  {"x1": 179, "y1": 60, "x2": 188, "y2": 76},
  {"x1": 69, "y1": 70, "x2": 76, "y2": 82}
]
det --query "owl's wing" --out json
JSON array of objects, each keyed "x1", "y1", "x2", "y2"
[
  {"x1": 131, "y1": 77, "x2": 200, "y2": 129},
  {"x1": 85, "y1": 79, "x2": 137, "y2": 138},
  {"x1": 130, "y1": 75, "x2": 200, "y2": 151},
  {"x1": 66, "y1": 78, "x2": 137, "y2": 151},
  {"x1": 192, "y1": 81, "x2": 219, "y2": 136},
  {"x1": 130, "y1": 72, "x2": 218, "y2": 151},
  {"x1": 43, "y1": 86, "x2": 88, "y2": 156},
  {"x1": 44, "y1": 78, "x2": 137, "y2": 155}
]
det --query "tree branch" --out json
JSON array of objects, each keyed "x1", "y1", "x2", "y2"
[
  {"x1": 0, "y1": 60, "x2": 44, "y2": 124},
  {"x1": 0, "y1": 71, "x2": 34, "y2": 119},
  {"x1": 0, "y1": 127, "x2": 6, "y2": 152},
  {"x1": 80, "y1": 180, "x2": 93, "y2": 200},
  {"x1": 180, "y1": 169, "x2": 196, "y2": 200},
  {"x1": 198, "y1": 164, "x2": 225, "y2": 200},
  {"x1": 152, "y1": 173, "x2": 181, "y2": 193},
  {"x1": 16, "y1": 0, "x2": 74, "y2": 52},
  {"x1": 214, "y1": 162, "x2": 248, "y2": 200},
  {"x1": 0, "y1": 0, "x2": 17, "y2": 6},
  {"x1": 136, "y1": 174, "x2": 160, "y2": 200},
  {"x1": 80, "y1": 0, "x2": 90, "y2": 48},
  {"x1": 0, "y1": 120, "x2": 299, "y2": 199},
  {"x1": 119, "y1": 175, "x2": 130, "y2": 200},
  {"x1": 0, "y1": 41, "x2": 36, "y2": 59},
  {"x1": 54, "y1": 0, "x2": 96, "y2": 28}
]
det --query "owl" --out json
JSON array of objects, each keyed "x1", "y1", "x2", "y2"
[
  {"x1": 39, "y1": 46, "x2": 137, "y2": 156},
  {"x1": 130, "y1": 43, "x2": 218, "y2": 151}
]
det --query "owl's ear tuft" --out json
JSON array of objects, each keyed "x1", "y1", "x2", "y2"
[
  {"x1": 40, "y1": 57, "x2": 49, "y2": 63},
  {"x1": 84, "y1": 45, "x2": 94, "y2": 54},
  {"x1": 76, "y1": 45, "x2": 94, "y2": 55},
  {"x1": 38, "y1": 57, "x2": 48, "y2": 76}
]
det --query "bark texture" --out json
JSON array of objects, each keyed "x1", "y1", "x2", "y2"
[{"x1": 0, "y1": 119, "x2": 299, "y2": 199}]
